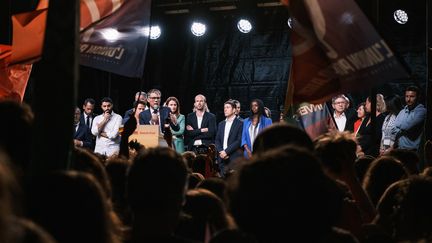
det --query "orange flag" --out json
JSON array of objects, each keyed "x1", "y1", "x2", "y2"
[
  {"x1": 0, "y1": 0, "x2": 126, "y2": 100},
  {"x1": 11, "y1": 9, "x2": 47, "y2": 64},
  {"x1": 0, "y1": 5, "x2": 46, "y2": 101},
  {"x1": 0, "y1": 45, "x2": 32, "y2": 101}
]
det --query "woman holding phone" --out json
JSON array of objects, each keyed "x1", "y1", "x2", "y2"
[{"x1": 165, "y1": 97, "x2": 185, "y2": 153}]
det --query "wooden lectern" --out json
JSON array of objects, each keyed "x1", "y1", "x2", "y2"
[{"x1": 128, "y1": 125, "x2": 169, "y2": 148}]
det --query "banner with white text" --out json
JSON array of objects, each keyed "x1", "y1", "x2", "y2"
[
  {"x1": 287, "y1": 0, "x2": 408, "y2": 104},
  {"x1": 79, "y1": 0, "x2": 150, "y2": 78},
  {"x1": 295, "y1": 102, "x2": 336, "y2": 139}
]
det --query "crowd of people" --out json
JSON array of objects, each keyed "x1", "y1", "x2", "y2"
[
  {"x1": 73, "y1": 88, "x2": 274, "y2": 174},
  {"x1": 0, "y1": 84, "x2": 431, "y2": 242}
]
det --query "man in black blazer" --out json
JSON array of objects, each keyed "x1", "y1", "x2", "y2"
[
  {"x1": 123, "y1": 91, "x2": 148, "y2": 124},
  {"x1": 139, "y1": 89, "x2": 179, "y2": 133},
  {"x1": 80, "y1": 98, "x2": 97, "y2": 149},
  {"x1": 185, "y1": 94, "x2": 217, "y2": 152},
  {"x1": 73, "y1": 107, "x2": 93, "y2": 149},
  {"x1": 80, "y1": 98, "x2": 97, "y2": 129},
  {"x1": 215, "y1": 100, "x2": 243, "y2": 176}
]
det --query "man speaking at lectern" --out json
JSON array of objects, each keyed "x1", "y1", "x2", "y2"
[{"x1": 139, "y1": 89, "x2": 179, "y2": 136}]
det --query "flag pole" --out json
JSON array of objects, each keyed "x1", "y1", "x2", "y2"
[
  {"x1": 425, "y1": 0, "x2": 432, "y2": 141},
  {"x1": 31, "y1": 0, "x2": 79, "y2": 173}
]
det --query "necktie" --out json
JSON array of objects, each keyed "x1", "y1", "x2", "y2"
[
  {"x1": 86, "y1": 115, "x2": 91, "y2": 129},
  {"x1": 152, "y1": 109, "x2": 159, "y2": 125}
]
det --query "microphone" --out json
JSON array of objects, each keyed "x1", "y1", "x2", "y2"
[{"x1": 153, "y1": 105, "x2": 159, "y2": 113}]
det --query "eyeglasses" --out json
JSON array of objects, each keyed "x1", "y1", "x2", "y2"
[
  {"x1": 149, "y1": 96, "x2": 161, "y2": 100},
  {"x1": 334, "y1": 102, "x2": 347, "y2": 105}
]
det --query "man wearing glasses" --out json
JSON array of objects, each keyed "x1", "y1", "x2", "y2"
[
  {"x1": 139, "y1": 89, "x2": 179, "y2": 134},
  {"x1": 331, "y1": 94, "x2": 356, "y2": 132}
]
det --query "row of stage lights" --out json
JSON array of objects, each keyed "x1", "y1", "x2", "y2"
[
  {"x1": 100, "y1": 9, "x2": 409, "y2": 41},
  {"x1": 147, "y1": 18, "x2": 255, "y2": 39},
  {"x1": 100, "y1": 18, "x2": 256, "y2": 41}
]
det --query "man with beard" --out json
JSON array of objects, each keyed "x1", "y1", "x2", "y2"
[
  {"x1": 91, "y1": 97, "x2": 122, "y2": 157},
  {"x1": 393, "y1": 86, "x2": 426, "y2": 151},
  {"x1": 185, "y1": 94, "x2": 217, "y2": 152}
]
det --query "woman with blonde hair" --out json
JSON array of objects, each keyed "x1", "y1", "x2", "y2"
[{"x1": 164, "y1": 97, "x2": 185, "y2": 153}]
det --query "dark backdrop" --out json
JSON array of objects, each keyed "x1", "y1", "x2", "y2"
[{"x1": 21, "y1": 0, "x2": 427, "y2": 122}]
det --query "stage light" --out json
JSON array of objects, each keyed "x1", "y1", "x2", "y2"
[
  {"x1": 149, "y1": 25, "x2": 161, "y2": 39},
  {"x1": 191, "y1": 22, "x2": 206, "y2": 36},
  {"x1": 287, "y1": 17, "x2": 293, "y2": 29},
  {"x1": 394, "y1": 9, "x2": 408, "y2": 24},
  {"x1": 101, "y1": 28, "x2": 120, "y2": 42},
  {"x1": 237, "y1": 19, "x2": 252, "y2": 33},
  {"x1": 139, "y1": 25, "x2": 161, "y2": 39}
]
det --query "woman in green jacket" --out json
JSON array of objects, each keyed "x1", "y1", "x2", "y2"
[{"x1": 165, "y1": 97, "x2": 185, "y2": 153}]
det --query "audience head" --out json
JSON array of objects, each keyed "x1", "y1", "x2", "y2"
[
  {"x1": 228, "y1": 145, "x2": 345, "y2": 242},
  {"x1": 182, "y1": 151, "x2": 196, "y2": 169},
  {"x1": 181, "y1": 188, "x2": 233, "y2": 241},
  {"x1": 362, "y1": 156, "x2": 408, "y2": 206},
  {"x1": 191, "y1": 154, "x2": 208, "y2": 176},
  {"x1": 354, "y1": 155, "x2": 375, "y2": 183},
  {"x1": 421, "y1": 167, "x2": 432, "y2": 178},
  {"x1": 27, "y1": 171, "x2": 119, "y2": 243},
  {"x1": 188, "y1": 172, "x2": 205, "y2": 189},
  {"x1": 387, "y1": 149, "x2": 420, "y2": 175},
  {"x1": 375, "y1": 176, "x2": 432, "y2": 241},
  {"x1": 127, "y1": 147, "x2": 188, "y2": 213},
  {"x1": 71, "y1": 148, "x2": 112, "y2": 199},
  {"x1": 0, "y1": 152, "x2": 20, "y2": 242},
  {"x1": 314, "y1": 132, "x2": 357, "y2": 179},
  {"x1": 198, "y1": 177, "x2": 228, "y2": 204},
  {"x1": 253, "y1": 123, "x2": 314, "y2": 154},
  {"x1": 0, "y1": 100, "x2": 34, "y2": 171}
]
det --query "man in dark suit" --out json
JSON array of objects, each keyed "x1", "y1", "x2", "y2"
[
  {"x1": 215, "y1": 100, "x2": 243, "y2": 177},
  {"x1": 73, "y1": 107, "x2": 93, "y2": 149},
  {"x1": 123, "y1": 91, "x2": 148, "y2": 124},
  {"x1": 139, "y1": 89, "x2": 179, "y2": 134},
  {"x1": 80, "y1": 98, "x2": 97, "y2": 129},
  {"x1": 185, "y1": 94, "x2": 217, "y2": 152},
  {"x1": 80, "y1": 98, "x2": 97, "y2": 149},
  {"x1": 231, "y1": 99, "x2": 243, "y2": 121}
]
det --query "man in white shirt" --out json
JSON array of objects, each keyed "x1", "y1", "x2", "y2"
[
  {"x1": 215, "y1": 100, "x2": 243, "y2": 176},
  {"x1": 91, "y1": 97, "x2": 122, "y2": 157},
  {"x1": 331, "y1": 94, "x2": 355, "y2": 132}
]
